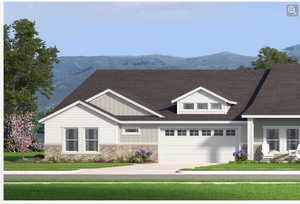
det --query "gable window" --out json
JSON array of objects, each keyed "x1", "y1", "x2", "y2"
[
  {"x1": 177, "y1": 129, "x2": 187, "y2": 136},
  {"x1": 85, "y1": 128, "x2": 98, "y2": 152},
  {"x1": 65, "y1": 128, "x2": 79, "y2": 152},
  {"x1": 211, "y1": 103, "x2": 222, "y2": 110},
  {"x1": 123, "y1": 128, "x2": 140, "y2": 135},
  {"x1": 197, "y1": 103, "x2": 208, "y2": 110},
  {"x1": 226, "y1": 129, "x2": 236, "y2": 136},
  {"x1": 183, "y1": 103, "x2": 194, "y2": 110},
  {"x1": 266, "y1": 129, "x2": 280, "y2": 151},
  {"x1": 190, "y1": 129, "x2": 199, "y2": 136},
  {"x1": 287, "y1": 129, "x2": 299, "y2": 151},
  {"x1": 165, "y1": 129, "x2": 175, "y2": 136},
  {"x1": 214, "y1": 129, "x2": 224, "y2": 136},
  {"x1": 202, "y1": 129, "x2": 211, "y2": 136}
]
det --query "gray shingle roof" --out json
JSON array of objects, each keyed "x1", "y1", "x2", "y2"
[
  {"x1": 51, "y1": 69, "x2": 266, "y2": 121},
  {"x1": 244, "y1": 64, "x2": 300, "y2": 115}
]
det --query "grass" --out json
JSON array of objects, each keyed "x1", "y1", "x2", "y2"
[
  {"x1": 5, "y1": 184, "x2": 300, "y2": 200},
  {"x1": 182, "y1": 162, "x2": 300, "y2": 171},
  {"x1": 4, "y1": 162, "x2": 130, "y2": 171},
  {"x1": 4, "y1": 152, "x2": 130, "y2": 171},
  {"x1": 5, "y1": 178, "x2": 300, "y2": 182},
  {"x1": 4, "y1": 152, "x2": 44, "y2": 162}
]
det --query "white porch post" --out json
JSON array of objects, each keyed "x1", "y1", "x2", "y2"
[{"x1": 247, "y1": 118, "x2": 254, "y2": 160}]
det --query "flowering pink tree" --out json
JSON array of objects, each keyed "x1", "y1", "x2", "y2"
[{"x1": 7, "y1": 112, "x2": 33, "y2": 158}]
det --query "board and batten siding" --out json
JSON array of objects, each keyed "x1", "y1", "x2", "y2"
[
  {"x1": 119, "y1": 125, "x2": 159, "y2": 144},
  {"x1": 253, "y1": 118, "x2": 300, "y2": 143},
  {"x1": 89, "y1": 92, "x2": 150, "y2": 116},
  {"x1": 44, "y1": 104, "x2": 118, "y2": 146}
]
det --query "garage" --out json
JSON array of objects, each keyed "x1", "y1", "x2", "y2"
[{"x1": 158, "y1": 127, "x2": 241, "y2": 163}]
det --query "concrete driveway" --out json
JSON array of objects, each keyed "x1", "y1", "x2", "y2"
[{"x1": 78, "y1": 163, "x2": 212, "y2": 175}]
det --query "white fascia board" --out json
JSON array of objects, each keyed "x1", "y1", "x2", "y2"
[
  {"x1": 38, "y1": 100, "x2": 121, "y2": 124},
  {"x1": 119, "y1": 121, "x2": 246, "y2": 124},
  {"x1": 171, "y1": 86, "x2": 237, "y2": 105},
  {"x1": 242, "y1": 115, "x2": 300, "y2": 119},
  {"x1": 85, "y1": 89, "x2": 165, "y2": 118}
]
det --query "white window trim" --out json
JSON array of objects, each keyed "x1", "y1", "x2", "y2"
[
  {"x1": 122, "y1": 127, "x2": 141, "y2": 135},
  {"x1": 263, "y1": 126, "x2": 300, "y2": 154},
  {"x1": 62, "y1": 127, "x2": 100, "y2": 154},
  {"x1": 84, "y1": 127, "x2": 100, "y2": 153}
]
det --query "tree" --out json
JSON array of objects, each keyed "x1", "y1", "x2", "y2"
[
  {"x1": 252, "y1": 47, "x2": 297, "y2": 70},
  {"x1": 236, "y1": 65, "x2": 250, "y2": 70},
  {"x1": 4, "y1": 19, "x2": 59, "y2": 115}
]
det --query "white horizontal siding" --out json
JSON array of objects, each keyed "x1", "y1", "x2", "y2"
[{"x1": 44, "y1": 104, "x2": 118, "y2": 146}]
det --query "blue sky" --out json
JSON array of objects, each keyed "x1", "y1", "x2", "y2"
[{"x1": 4, "y1": 2, "x2": 300, "y2": 57}]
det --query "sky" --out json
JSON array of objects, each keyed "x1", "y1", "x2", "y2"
[{"x1": 4, "y1": 2, "x2": 300, "y2": 57}]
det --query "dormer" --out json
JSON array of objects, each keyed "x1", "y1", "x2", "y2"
[{"x1": 171, "y1": 86, "x2": 237, "y2": 115}]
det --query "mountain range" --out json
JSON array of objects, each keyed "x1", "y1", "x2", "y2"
[{"x1": 37, "y1": 44, "x2": 300, "y2": 112}]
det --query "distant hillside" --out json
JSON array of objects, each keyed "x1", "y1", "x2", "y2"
[{"x1": 37, "y1": 45, "x2": 300, "y2": 112}]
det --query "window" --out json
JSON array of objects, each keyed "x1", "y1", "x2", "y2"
[
  {"x1": 85, "y1": 128, "x2": 98, "y2": 152},
  {"x1": 190, "y1": 129, "x2": 199, "y2": 136},
  {"x1": 287, "y1": 129, "x2": 299, "y2": 150},
  {"x1": 177, "y1": 129, "x2": 187, "y2": 136},
  {"x1": 183, "y1": 103, "x2": 194, "y2": 110},
  {"x1": 226, "y1": 129, "x2": 236, "y2": 136},
  {"x1": 197, "y1": 103, "x2": 208, "y2": 110},
  {"x1": 165, "y1": 129, "x2": 175, "y2": 136},
  {"x1": 202, "y1": 129, "x2": 211, "y2": 136},
  {"x1": 214, "y1": 129, "x2": 224, "y2": 136},
  {"x1": 65, "y1": 128, "x2": 78, "y2": 152},
  {"x1": 123, "y1": 128, "x2": 140, "y2": 135},
  {"x1": 266, "y1": 129, "x2": 280, "y2": 151},
  {"x1": 211, "y1": 103, "x2": 222, "y2": 110}
]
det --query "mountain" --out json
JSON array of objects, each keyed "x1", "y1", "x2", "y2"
[
  {"x1": 283, "y1": 44, "x2": 300, "y2": 61},
  {"x1": 37, "y1": 45, "x2": 300, "y2": 112}
]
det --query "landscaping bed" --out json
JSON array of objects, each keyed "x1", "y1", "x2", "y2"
[
  {"x1": 181, "y1": 161, "x2": 300, "y2": 171},
  {"x1": 4, "y1": 152, "x2": 131, "y2": 171}
]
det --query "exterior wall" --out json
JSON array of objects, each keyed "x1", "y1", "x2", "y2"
[
  {"x1": 44, "y1": 104, "x2": 118, "y2": 150},
  {"x1": 177, "y1": 90, "x2": 230, "y2": 115},
  {"x1": 119, "y1": 125, "x2": 159, "y2": 144},
  {"x1": 253, "y1": 118, "x2": 300, "y2": 143},
  {"x1": 45, "y1": 144, "x2": 158, "y2": 162},
  {"x1": 89, "y1": 92, "x2": 150, "y2": 116},
  {"x1": 252, "y1": 118, "x2": 300, "y2": 160}
]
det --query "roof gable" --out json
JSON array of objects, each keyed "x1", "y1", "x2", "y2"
[{"x1": 171, "y1": 86, "x2": 237, "y2": 104}]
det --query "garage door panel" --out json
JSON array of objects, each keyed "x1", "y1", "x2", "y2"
[{"x1": 159, "y1": 129, "x2": 240, "y2": 163}]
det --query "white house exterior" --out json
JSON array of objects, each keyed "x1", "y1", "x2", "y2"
[{"x1": 39, "y1": 64, "x2": 300, "y2": 163}]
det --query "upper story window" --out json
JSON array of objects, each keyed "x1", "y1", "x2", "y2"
[
  {"x1": 197, "y1": 103, "x2": 208, "y2": 110},
  {"x1": 211, "y1": 103, "x2": 222, "y2": 110},
  {"x1": 183, "y1": 103, "x2": 194, "y2": 110}
]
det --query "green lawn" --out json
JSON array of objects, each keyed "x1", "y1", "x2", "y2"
[
  {"x1": 182, "y1": 162, "x2": 300, "y2": 171},
  {"x1": 4, "y1": 163, "x2": 130, "y2": 171},
  {"x1": 5, "y1": 184, "x2": 300, "y2": 200},
  {"x1": 5, "y1": 178, "x2": 300, "y2": 182},
  {"x1": 4, "y1": 152, "x2": 44, "y2": 162}
]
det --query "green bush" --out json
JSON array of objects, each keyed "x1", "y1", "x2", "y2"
[{"x1": 128, "y1": 149, "x2": 154, "y2": 163}]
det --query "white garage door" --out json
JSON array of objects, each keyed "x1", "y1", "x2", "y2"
[{"x1": 159, "y1": 128, "x2": 240, "y2": 163}]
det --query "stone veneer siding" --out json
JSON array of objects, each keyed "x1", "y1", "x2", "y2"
[{"x1": 45, "y1": 144, "x2": 158, "y2": 162}]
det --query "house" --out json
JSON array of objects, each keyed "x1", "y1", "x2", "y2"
[{"x1": 39, "y1": 64, "x2": 300, "y2": 163}]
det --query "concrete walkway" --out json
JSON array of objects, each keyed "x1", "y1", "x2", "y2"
[
  {"x1": 5, "y1": 181, "x2": 300, "y2": 185},
  {"x1": 5, "y1": 163, "x2": 207, "y2": 175}
]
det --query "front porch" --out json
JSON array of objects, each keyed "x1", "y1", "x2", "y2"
[{"x1": 246, "y1": 118, "x2": 300, "y2": 161}]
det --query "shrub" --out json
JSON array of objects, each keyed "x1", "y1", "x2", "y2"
[
  {"x1": 34, "y1": 154, "x2": 45, "y2": 161},
  {"x1": 233, "y1": 150, "x2": 248, "y2": 161},
  {"x1": 29, "y1": 142, "x2": 44, "y2": 152},
  {"x1": 129, "y1": 149, "x2": 154, "y2": 163},
  {"x1": 4, "y1": 138, "x2": 18, "y2": 152}
]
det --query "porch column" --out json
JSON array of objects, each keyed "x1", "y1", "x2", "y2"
[{"x1": 247, "y1": 118, "x2": 254, "y2": 160}]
